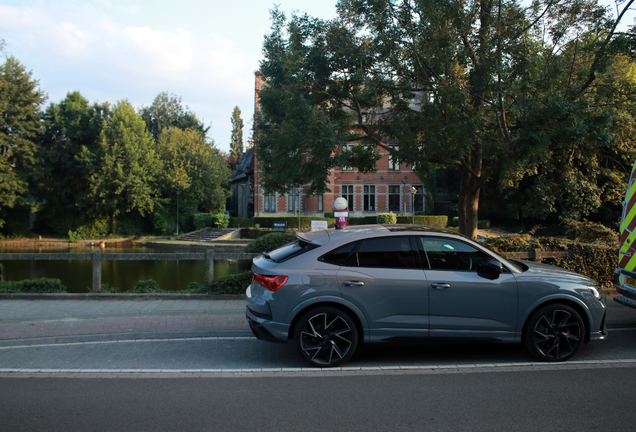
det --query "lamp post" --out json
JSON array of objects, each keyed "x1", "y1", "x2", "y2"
[
  {"x1": 402, "y1": 176, "x2": 408, "y2": 216},
  {"x1": 410, "y1": 186, "x2": 417, "y2": 224},
  {"x1": 176, "y1": 191, "x2": 180, "y2": 236}
]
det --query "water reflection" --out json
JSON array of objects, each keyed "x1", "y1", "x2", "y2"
[{"x1": 0, "y1": 244, "x2": 252, "y2": 293}]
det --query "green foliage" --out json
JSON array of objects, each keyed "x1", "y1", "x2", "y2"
[
  {"x1": 140, "y1": 92, "x2": 209, "y2": 142},
  {"x1": 131, "y1": 279, "x2": 163, "y2": 293},
  {"x1": 561, "y1": 219, "x2": 618, "y2": 243},
  {"x1": 204, "y1": 271, "x2": 253, "y2": 295},
  {"x1": 192, "y1": 213, "x2": 230, "y2": 230},
  {"x1": 77, "y1": 100, "x2": 162, "y2": 233},
  {"x1": 324, "y1": 212, "x2": 334, "y2": 218},
  {"x1": 229, "y1": 217, "x2": 256, "y2": 228},
  {"x1": 250, "y1": 216, "x2": 332, "y2": 230},
  {"x1": 377, "y1": 212, "x2": 397, "y2": 224},
  {"x1": 68, "y1": 230, "x2": 81, "y2": 242},
  {"x1": 0, "y1": 56, "x2": 46, "y2": 232},
  {"x1": 230, "y1": 106, "x2": 244, "y2": 158},
  {"x1": 244, "y1": 232, "x2": 297, "y2": 253},
  {"x1": 0, "y1": 278, "x2": 67, "y2": 293},
  {"x1": 240, "y1": 227, "x2": 266, "y2": 239},
  {"x1": 395, "y1": 216, "x2": 449, "y2": 227}
]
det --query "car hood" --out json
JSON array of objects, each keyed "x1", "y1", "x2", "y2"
[{"x1": 515, "y1": 260, "x2": 597, "y2": 284}]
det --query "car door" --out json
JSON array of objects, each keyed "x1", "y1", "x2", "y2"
[
  {"x1": 419, "y1": 237, "x2": 518, "y2": 341},
  {"x1": 334, "y1": 236, "x2": 429, "y2": 340}
]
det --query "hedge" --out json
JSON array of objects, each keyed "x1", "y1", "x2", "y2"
[
  {"x1": 244, "y1": 232, "x2": 297, "y2": 254},
  {"x1": 0, "y1": 278, "x2": 68, "y2": 293},
  {"x1": 395, "y1": 215, "x2": 449, "y2": 227},
  {"x1": 480, "y1": 235, "x2": 616, "y2": 288},
  {"x1": 192, "y1": 213, "x2": 230, "y2": 230}
]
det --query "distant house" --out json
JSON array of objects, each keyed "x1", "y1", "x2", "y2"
[
  {"x1": 251, "y1": 74, "x2": 426, "y2": 218},
  {"x1": 229, "y1": 147, "x2": 254, "y2": 218}
]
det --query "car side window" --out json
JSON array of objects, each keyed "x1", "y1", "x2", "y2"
[
  {"x1": 346, "y1": 236, "x2": 416, "y2": 269},
  {"x1": 320, "y1": 242, "x2": 359, "y2": 266},
  {"x1": 419, "y1": 238, "x2": 489, "y2": 271}
]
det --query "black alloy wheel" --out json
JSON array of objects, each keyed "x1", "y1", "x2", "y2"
[
  {"x1": 523, "y1": 303, "x2": 585, "y2": 362},
  {"x1": 293, "y1": 306, "x2": 358, "y2": 367}
]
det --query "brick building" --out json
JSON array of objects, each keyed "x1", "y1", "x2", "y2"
[{"x1": 250, "y1": 75, "x2": 426, "y2": 218}]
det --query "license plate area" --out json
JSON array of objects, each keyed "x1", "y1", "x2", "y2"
[{"x1": 625, "y1": 276, "x2": 636, "y2": 288}]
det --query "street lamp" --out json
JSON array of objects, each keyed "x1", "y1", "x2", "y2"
[
  {"x1": 410, "y1": 186, "x2": 417, "y2": 224},
  {"x1": 402, "y1": 176, "x2": 408, "y2": 216}
]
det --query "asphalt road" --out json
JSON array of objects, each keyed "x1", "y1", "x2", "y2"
[{"x1": 2, "y1": 366, "x2": 636, "y2": 432}]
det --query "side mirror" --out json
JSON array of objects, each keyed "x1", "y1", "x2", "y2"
[{"x1": 477, "y1": 258, "x2": 503, "y2": 279}]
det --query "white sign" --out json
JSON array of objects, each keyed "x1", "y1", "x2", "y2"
[
  {"x1": 311, "y1": 220, "x2": 328, "y2": 231},
  {"x1": 334, "y1": 211, "x2": 348, "y2": 218}
]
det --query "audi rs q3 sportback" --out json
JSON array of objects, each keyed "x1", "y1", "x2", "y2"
[{"x1": 245, "y1": 225, "x2": 607, "y2": 367}]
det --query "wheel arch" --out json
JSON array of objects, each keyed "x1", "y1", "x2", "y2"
[
  {"x1": 520, "y1": 297, "x2": 592, "y2": 344},
  {"x1": 287, "y1": 298, "x2": 367, "y2": 344}
]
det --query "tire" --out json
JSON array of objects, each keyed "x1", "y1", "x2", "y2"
[
  {"x1": 523, "y1": 303, "x2": 585, "y2": 362},
  {"x1": 293, "y1": 306, "x2": 358, "y2": 367}
]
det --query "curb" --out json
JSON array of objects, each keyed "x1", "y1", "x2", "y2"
[
  {"x1": 0, "y1": 293, "x2": 246, "y2": 301},
  {"x1": 0, "y1": 329, "x2": 255, "y2": 348}
]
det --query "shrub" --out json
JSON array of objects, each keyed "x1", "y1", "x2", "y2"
[
  {"x1": 395, "y1": 215, "x2": 449, "y2": 227},
  {"x1": 0, "y1": 278, "x2": 67, "y2": 293},
  {"x1": 377, "y1": 212, "x2": 397, "y2": 224},
  {"x1": 244, "y1": 232, "x2": 297, "y2": 253},
  {"x1": 324, "y1": 211, "x2": 334, "y2": 218},
  {"x1": 205, "y1": 271, "x2": 254, "y2": 295},
  {"x1": 561, "y1": 219, "x2": 618, "y2": 243},
  {"x1": 131, "y1": 279, "x2": 164, "y2": 293},
  {"x1": 68, "y1": 230, "x2": 81, "y2": 242},
  {"x1": 192, "y1": 213, "x2": 215, "y2": 230},
  {"x1": 241, "y1": 227, "x2": 267, "y2": 239}
]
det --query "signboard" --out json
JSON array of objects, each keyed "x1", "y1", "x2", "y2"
[
  {"x1": 272, "y1": 221, "x2": 287, "y2": 230},
  {"x1": 311, "y1": 220, "x2": 328, "y2": 231}
]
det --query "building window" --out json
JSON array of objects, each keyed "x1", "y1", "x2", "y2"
[
  {"x1": 363, "y1": 185, "x2": 375, "y2": 211},
  {"x1": 413, "y1": 185, "x2": 424, "y2": 213},
  {"x1": 388, "y1": 185, "x2": 400, "y2": 212},
  {"x1": 342, "y1": 144, "x2": 354, "y2": 171},
  {"x1": 263, "y1": 192, "x2": 276, "y2": 212},
  {"x1": 341, "y1": 185, "x2": 354, "y2": 211},
  {"x1": 287, "y1": 189, "x2": 300, "y2": 212},
  {"x1": 318, "y1": 194, "x2": 323, "y2": 212},
  {"x1": 388, "y1": 145, "x2": 399, "y2": 171}
]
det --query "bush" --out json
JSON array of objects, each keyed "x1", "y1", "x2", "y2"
[
  {"x1": 0, "y1": 278, "x2": 67, "y2": 293},
  {"x1": 68, "y1": 230, "x2": 81, "y2": 242},
  {"x1": 193, "y1": 213, "x2": 231, "y2": 229},
  {"x1": 241, "y1": 227, "x2": 268, "y2": 239},
  {"x1": 561, "y1": 219, "x2": 618, "y2": 243},
  {"x1": 324, "y1": 211, "x2": 334, "y2": 218},
  {"x1": 377, "y1": 212, "x2": 397, "y2": 224},
  {"x1": 395, "y1": 215, "x2": 449, "y2": 227},
  {"x1": 131, "y1": 279, "x2": 164, "y2": 293},
  {"x1": 244, "y1": 232, "x2": 297, "y2": 253},
  {"x1": 204, "y1": 271, "x2": 254, "y2": 295}
]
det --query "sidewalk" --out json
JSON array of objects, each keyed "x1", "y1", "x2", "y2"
[{"x1": 0, "y1": 299, "x2": 251, "y2": 347}]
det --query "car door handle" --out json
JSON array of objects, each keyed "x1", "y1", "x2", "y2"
[
  {"x1": 344, "y1": 281, "x2": 365, "y2": 287},
  {"x1": 431, "y1": 283, "x2": 451, "y2": 289}
]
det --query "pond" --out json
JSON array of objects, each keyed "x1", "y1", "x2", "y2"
[{"x1": 0, "y1": 244, "x2": 252, "y2": 293}]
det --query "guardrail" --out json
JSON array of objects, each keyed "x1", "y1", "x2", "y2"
[{"x1": 0, "y1": 250, "x2": 260, "y2": 292}]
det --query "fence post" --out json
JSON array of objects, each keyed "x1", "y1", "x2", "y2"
[
  {"x1": 92, "y1": 249, "x2": 102, "y2": 292},
  {"x1": 533, "y1": 248, "x2": 542, "y2": 263},
  {"x1": 206, "y1": 250, "x2": 215, "y2": 284}
]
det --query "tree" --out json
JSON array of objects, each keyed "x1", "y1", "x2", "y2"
[
  {"x1": 34, "y1": 92, "x2": 110, "y2": 232},
  {"x1": 0, "y1": 56, "x2": 46, "y2": 231},
  {"x1": 140, "y1": 91, "x2": 208, "y2": 141},
  {"x1": 230, "y1": 106, "x2": 245, "y2": 158},
  {"x1": 155, "y1": 127, "x2": 231, "y2": 232},
  {"x1": 78, "y1": 100, "x2": 162, "y2": 233},
  {"x1": 257, "y1": 1, "x2": 635, "y2": 238}
]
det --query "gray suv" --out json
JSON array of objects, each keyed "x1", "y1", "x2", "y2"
[{"x1": 245, "y1": 225, "x2": 607, "y2": 367}]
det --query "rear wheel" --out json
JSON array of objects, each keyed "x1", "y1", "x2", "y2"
[
  {"x1": 523, "y1": 303, "x2": 585, "y2": 362},
  {"x1": 293, "y1": 306, "x2": 358, "y2": 367}
]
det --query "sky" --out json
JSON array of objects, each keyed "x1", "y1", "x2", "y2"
[
  {"x1": 0, "y1": 1, "x2": 634, "y2": 154},
  {"x1": 0, "y1": 0, "x2": 338, "y2": 153}
]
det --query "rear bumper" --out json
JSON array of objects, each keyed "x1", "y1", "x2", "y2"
[{"x1": 245, "y1": 307, "x2": 290, "y2": 343}]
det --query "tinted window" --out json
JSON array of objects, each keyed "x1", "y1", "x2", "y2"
[
  {"x1": 419, "y1": 238, "x2": 488, "y2": 271},
  {"x1": 347, "y1": 236, "x2": 416, "y2": 269},
  {"x1": 320, "y1": 242, "x2": 358, "y2": 266},
  {"x1": 265, "y1": 240, "x2": 318, "y2": 263}
]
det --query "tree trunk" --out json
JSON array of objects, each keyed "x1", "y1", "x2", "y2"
[{"x1": 111, "y1": 211, "x2": 116, "y2": 235}]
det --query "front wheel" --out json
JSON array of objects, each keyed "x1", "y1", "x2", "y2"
[
  {"x1": 293, "y1": 306, "x2": 358, "y2": 367},
  {"x1": 523, "y1": 303, "x2": 585, "y2": 362}
]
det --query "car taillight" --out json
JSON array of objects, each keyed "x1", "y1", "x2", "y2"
[{"x1": 253, "y1": 273, "x2": 288, "y2": 291}]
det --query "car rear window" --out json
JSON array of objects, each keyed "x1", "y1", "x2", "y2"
[{"x1": 264, "y1": 240, "x2": 318, "y2": 263}]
